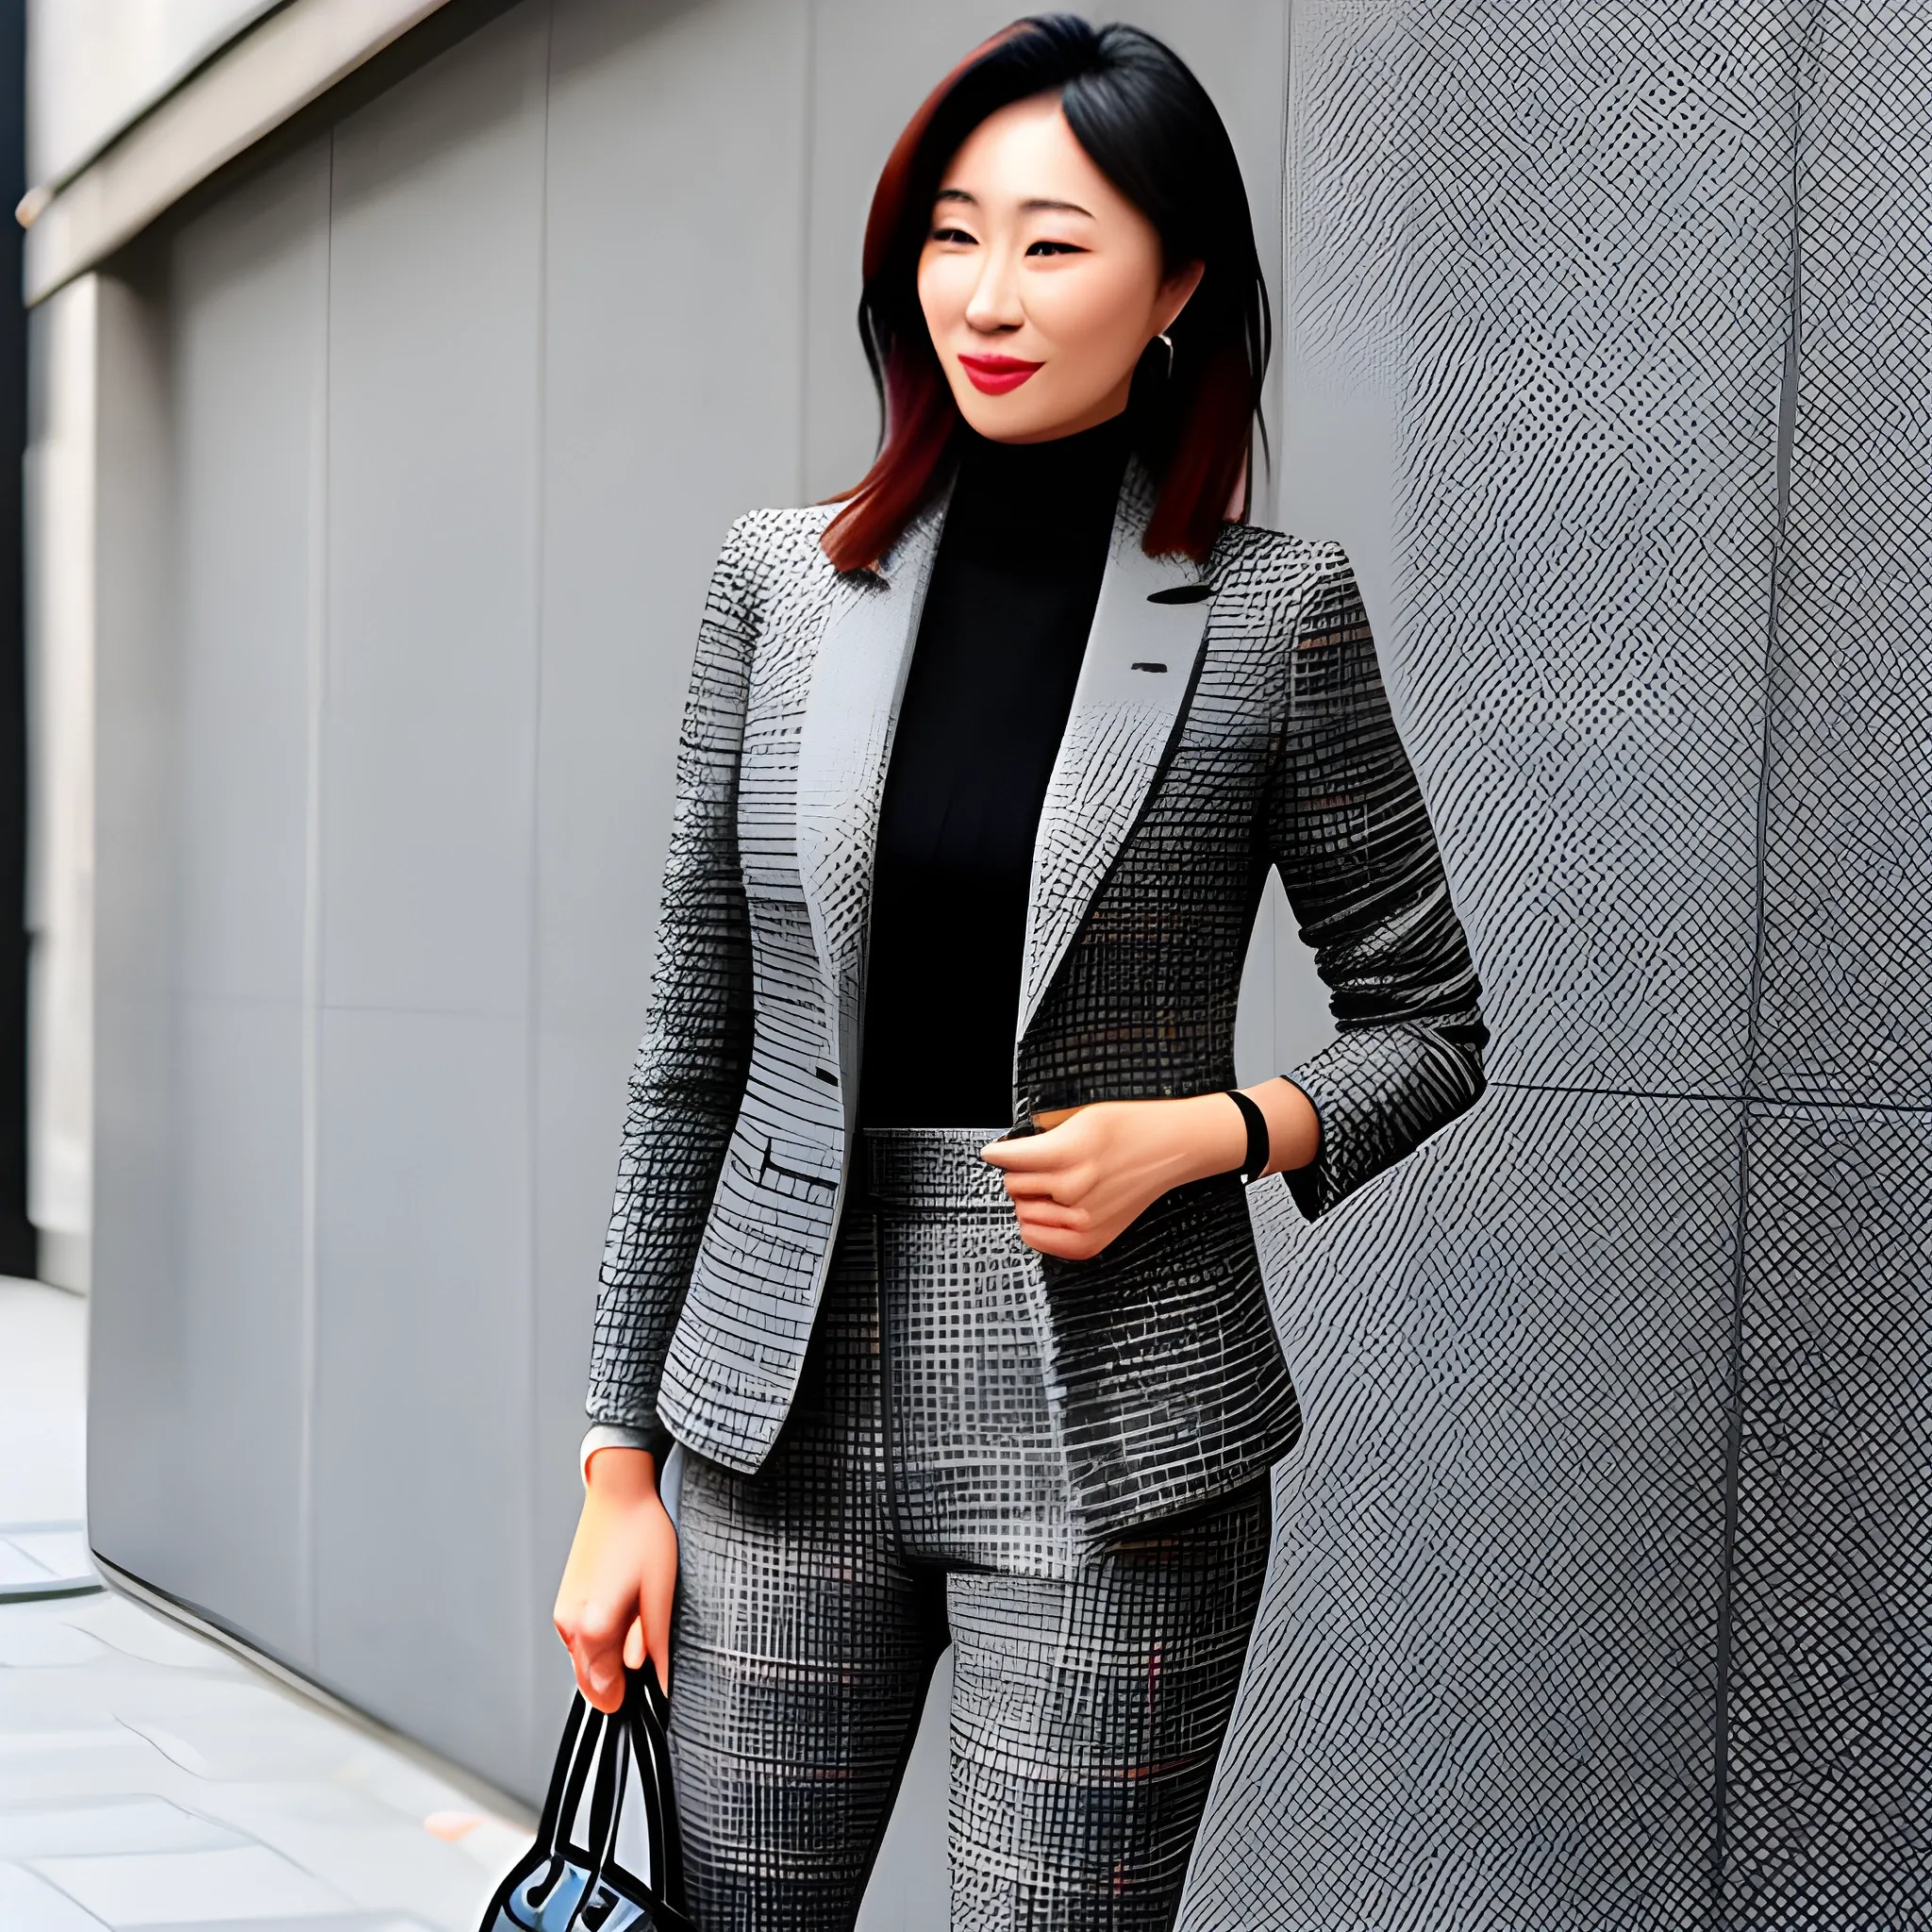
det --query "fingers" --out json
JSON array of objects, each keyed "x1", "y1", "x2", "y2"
[
  {"x1": 997, "y1": 1165, "x2": 1094, "y2": 1201},
  {"x1": 980, "y1": 1121, "x2": 1082, "y2": 1170},
  {"x1": 1011, "y1": 1193, "x2": 1106, "y2": 1258},
  {"x1": 1016, "y1": 1220, "x2": 1108, "y2": 1260},
  {"x1": 1011, "y1": 1198, "x2": 1091, "y2": 1232},
  {"x1": 553, "y1": 1483, "x2": 677, "y2": 1712},
  {"x1": 559, "y1": 1596, "x2": 634, "y2": 1714}
]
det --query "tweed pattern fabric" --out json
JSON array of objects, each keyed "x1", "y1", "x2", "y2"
[
  {"x1": 867, "y1": 1127, "x2": 1078, "y2": 1578},
  {"x1": 588, "y1": 468, "x2": 1485, "y2": 1511},
  {"x1": 669, "y1": 1141, "x2": 1272, "y2": 1931},
  {"x1": 590, "y1": 508, "x2": 844, "y2": 1470}
]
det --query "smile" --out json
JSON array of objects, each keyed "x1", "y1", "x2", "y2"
[{"x1": 958, "y1": 353, "x2": 1044, "y2": 395}]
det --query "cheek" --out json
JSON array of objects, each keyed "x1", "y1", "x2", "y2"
[
  {"x1": 1027, "y1": 262, "x2": 1155, "y2": 362},
  {"x1": 918, "y1": 255, "x2": 969, "y2": 333}
]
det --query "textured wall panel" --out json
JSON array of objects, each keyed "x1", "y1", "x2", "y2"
[
  {"x1": 311, "y1": 1006, "x2": 535, "y2": 1777},
  {"x1": 1750, "y1": 2, "x2": 1932, "y2": 1110},
  {"x1": 1183, "y1": 1, "x2": 1832, "y2": 1924},
  {"x1": 311, "y1": 4, "x2": 548, "y2": 1790},
  {"x1": 1273, "y1": 0, "x2": 1797, "y2": 1100},
  {"x1": 89, "y1": 145, "x2": 330, "y2": 1658},
  {"x1": 1191, "y1": 1090, "x2": 1740, "y2": 1929},
  {"x1": 163, "y1": 140, "x2": 329, "y2": 1662},
  {"x1": 1722, "y1": 1104, "x2": 1932, "y2": 1924},
  {"x1": 88, "y1": 272, "x2": 194, "y2": 1600}
]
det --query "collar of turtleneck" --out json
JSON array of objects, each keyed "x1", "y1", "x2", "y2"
[{"x1": 943, "y1": 411, "x2": 1133, "y2": 557}]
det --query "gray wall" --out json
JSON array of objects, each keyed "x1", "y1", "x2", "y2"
[{"x1": 85, "y1": 0, "x2": 1317, "y2": 1894}]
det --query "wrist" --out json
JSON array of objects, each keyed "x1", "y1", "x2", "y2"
[
  {"x1": 585, "y1": 1444, "x2": 658, "y2": 1501},
  {"x1": 1170, "y1": 1091, "x2": 1247, "y2": 1186}
]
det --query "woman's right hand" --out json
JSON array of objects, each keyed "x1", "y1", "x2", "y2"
[{"x1": 552, "y1": 1446, "x2": 678, "y2": 1713}]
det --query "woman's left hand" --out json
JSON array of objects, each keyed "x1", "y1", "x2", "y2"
[{"x1": 983, "y1": 1082, "x2": 1318, "y2": 1260}]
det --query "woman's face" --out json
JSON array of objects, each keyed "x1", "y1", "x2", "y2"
[{"x1": 917, "y1": 92, "x2": 1203, "y2": 443}]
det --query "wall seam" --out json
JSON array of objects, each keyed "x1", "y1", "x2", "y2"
[
  {"x1": 795, "y1": 0, "x2": 816, "y2": 506},
  {"x1": 296, "y1": 125, "x2": 335, "y2": 1670},
  {"x1": 1708, "y1": 3, "x2": 1816, "y2": 1907},
  {"x1": 518, "y1": 0, "x2": 557, "y2": 1783},
  {"x1": 1489, "y1": 1080, "x2": 1928, "y2": 1119}
]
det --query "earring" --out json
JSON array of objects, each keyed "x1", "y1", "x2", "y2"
[{"x1": 1157, "y1": 332, "x2": 1174, "y2": 378}]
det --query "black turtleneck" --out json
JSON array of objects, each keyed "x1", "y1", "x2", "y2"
[{"x1": 858, "y1": 414, "x2": 1132, "y2": 1130}]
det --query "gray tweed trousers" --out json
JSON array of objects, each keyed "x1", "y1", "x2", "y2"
[{"x1": 667, "y1": 1129, "x2": 1273, "y2": 1932}]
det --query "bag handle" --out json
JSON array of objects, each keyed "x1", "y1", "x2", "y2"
[
  {"x1": 627, "y1": 1670, "x2": 686, "y2": 1910},
  {"x1": 511, "y1": 1690, "x2": 615, "y2": 1922},
  {"x1": 571, "y1": 1668, "x2": 687, "y2": 1925},
  {"x1": 536, "y1": 1692, "x2": 599, "y2": 1859},
  {"x1": 581, "y1": 1697, "x2": 627, "y2": 1880}
]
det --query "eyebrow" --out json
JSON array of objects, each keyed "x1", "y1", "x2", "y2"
[{"x1": 933, "y1": 188, "x2": 1096, "y2": 218}]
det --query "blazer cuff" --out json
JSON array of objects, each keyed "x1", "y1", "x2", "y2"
[
  {"x1": 1279, "y1": 1020, "x2": 1485, "y2": 1221},
  {"x1": 579, "y1": 1422, "x2": 674, "y2": 1487}
]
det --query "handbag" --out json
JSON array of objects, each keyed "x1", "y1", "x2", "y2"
[{"x1": 480, "y1": 1669, "x2": 692, "y2": 1932}]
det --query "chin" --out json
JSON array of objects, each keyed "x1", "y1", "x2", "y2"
[{"x1": 951, "y1": 387, "x2": 1067, "y2": 444}]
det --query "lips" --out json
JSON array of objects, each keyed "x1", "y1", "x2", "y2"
[{"x1": 958, "y1": 353, "x2": 1044, "y2": 395}]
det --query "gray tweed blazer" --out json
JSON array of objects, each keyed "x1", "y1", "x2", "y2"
[{"x1": 587, "y1": 462, "x2": 1486, "y2": 1537}]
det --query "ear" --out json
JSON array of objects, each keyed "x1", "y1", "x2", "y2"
[{"x1": 1154, "y1": 258, "x2": 1207, "y2": 336}]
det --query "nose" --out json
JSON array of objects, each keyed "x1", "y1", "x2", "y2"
[{"x1": 962, "y1": 242, "x2": 1023, "y2": 335}]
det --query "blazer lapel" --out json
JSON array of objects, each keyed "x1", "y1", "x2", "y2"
[
  {"x1": 794, "y1": 491, "x2": 949, "y2": 1123},
  {"x1": 1016, "y1": 464, "x2": 1214, "y2": 1049}
]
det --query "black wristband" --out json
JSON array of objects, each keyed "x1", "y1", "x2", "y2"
[{"x1": 1224, "y1": 1089, "x2": 1270, "y2": 1184}]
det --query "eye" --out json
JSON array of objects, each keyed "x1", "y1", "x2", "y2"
[
  {"x1": 1025, "y1": 240, "x2": 1087, "y2": 258},
  {"x1": 929, "y1": 225, "x2": 976, "y2": 246}
]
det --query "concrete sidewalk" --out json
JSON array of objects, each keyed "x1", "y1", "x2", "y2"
[{"x1": 0, "y1": 1278, "x2": 526, "y2": 1932}]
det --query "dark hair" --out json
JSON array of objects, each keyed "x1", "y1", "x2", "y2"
[{"x1": 822, "y1": 15, "x2": 1271, "y2": 572}]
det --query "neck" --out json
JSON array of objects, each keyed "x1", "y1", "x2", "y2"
[{"x1": 949, "y1": 412, "x2": 1132, "y2": 542}]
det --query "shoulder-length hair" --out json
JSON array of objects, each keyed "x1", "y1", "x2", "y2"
[{"x1": 822, "y1": 14, "x2": 1271, "y2": 573}]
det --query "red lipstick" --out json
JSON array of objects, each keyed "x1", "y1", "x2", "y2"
[{"x1": 958, "y1": 353, "x2": 1044, "y2": 395}]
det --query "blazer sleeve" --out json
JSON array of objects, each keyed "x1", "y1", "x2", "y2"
[
  {"x1": 1268, "y1": 542, "x2": 1488, "y2": 1221},
  {"x1": 585, "y1": 521, "x2": 758, "y2": 1439}
]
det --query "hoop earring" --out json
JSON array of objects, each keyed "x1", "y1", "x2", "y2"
[{"x1": 1156, "y1": 332, "x2": 1174, "y2": 379}]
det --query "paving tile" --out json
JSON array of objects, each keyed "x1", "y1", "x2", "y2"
[
  {"x1": 0, "y1": 1537, "x2": 60, "y2": 1585},
  {"x1": 0, "y1": 1279, "x2": 515, "y2": 1932},
  {"x1": 0, "y1": 1728, "x2": 184, "y2": 1804},
  {"x1": 187, "y1": 1787, "x2": 504, "y2": 1925},
  {"x1": 443, "y1": 1817, "x2": 524, "y2": 1876},
  {"x1": 0, "y1": 1799, "x2": 240, "y2": 1859},
  {"x1": 0, "y1": 1660, "x2": 157, "y2": 1734},
  {"x1": 7, "y1": 1528, "x2": 101, "y2": 1586},
  {"x1": 0, "y1": 1861, "x2": 110, "y2": 1929},
  {"x1": 324, "y1": 1753, "x2": 497, "y2": 1832},
  {"x1": 58, "y1": 1600, "x2": 243, "y2": 1674},
  {"x1": 110, "y1": 1696, "x2": 368, "y2": 1784},
  {"x1": 0, "y1": 1610, "x2": 107, "y2": 1666},
  {"x1": 31, "y1": 1845, "x2": 349, "y2": 1924}
]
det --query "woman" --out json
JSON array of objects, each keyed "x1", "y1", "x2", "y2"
[{"x1": 555, "y1": 16, "x2": 1485, "y2": 1929}]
